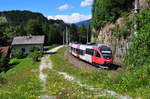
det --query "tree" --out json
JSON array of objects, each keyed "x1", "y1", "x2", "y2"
[
  {"x1": 26, "y1": 19, "x2": 43, "y2": 35},
  {"x1": 78, "y1": 25, "x2": 87, "y2": 44},
  {"x1": 0, "y1": 51, "x2": 8, "y2": 72},
  {"x1": 68, "y1": 24, "x2": 79, "y2": 42},
  {"x1": 92, "y1": 0, "x2": 134, "y2": 31}
]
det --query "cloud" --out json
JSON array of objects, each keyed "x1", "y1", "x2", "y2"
[
  {"x1": 57, "y1": 4, "x2": 73, "y2": 11},
  {"x1": 48, "y1": 13, "x2": 91, "y2": 23},
  {"x1": 80, "y1": 0, "x2": 93, "y2": 7}
]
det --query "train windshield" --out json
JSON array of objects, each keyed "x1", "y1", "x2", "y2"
[{"x1": 99, "y1": 46, "x2": 112, "y2": 59}]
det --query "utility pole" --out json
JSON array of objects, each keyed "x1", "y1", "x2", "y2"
[
  {"x1": 66, "y1": 26, "x2": 68, "y2": 45},
  {"x1": 87, "y1": 27, "x2": 89, "y2": 43},
  {"x1": 134, "y1": 0, "x2": 140, "y2": 35},
  {"x1": 68, "y1": 30, "x2": 70, "y2": 43},
  {"x1": 63, "y1": 31, "x2": 65, "y2": 45}
]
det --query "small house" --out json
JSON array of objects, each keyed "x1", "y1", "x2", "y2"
[{"x1": 11, "y1": 35, "x2": 45, "y2": 54}]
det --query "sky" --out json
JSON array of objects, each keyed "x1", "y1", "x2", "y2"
[{"x1": 0, "y1": 0, "x2": 93, "y2": 23}]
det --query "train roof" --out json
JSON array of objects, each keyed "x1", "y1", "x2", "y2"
[{"x1": 70, "y1": 42, "x2": 109, "y2": 48}]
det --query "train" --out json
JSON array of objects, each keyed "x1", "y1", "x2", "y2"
[{"x1": 69, "y1": 43, "x2": 113, "y2": 69}]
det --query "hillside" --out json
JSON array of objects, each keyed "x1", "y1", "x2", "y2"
[
  {"x1": 0, "y1": 10, "x2": 48, "y2": 25},
  {"x1": 75, "y1": 19, "x2": 91, "y2": 28},
  {"x1": 0, "y1": 10, "x2": 65, "y2": 26},
  {"x1": 0, "y1": 10, "x2": 67, "y2": 46}
]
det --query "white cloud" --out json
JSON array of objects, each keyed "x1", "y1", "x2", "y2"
[
  {"x1": 57, "y1": 4, "x2": 73, "y2": 11},
  {"x1": 80, "y1": 0, "x2": 93, "y2": 7},
  {"x1": 48, "y1": 13, "x2": 91, "y2": 23}
]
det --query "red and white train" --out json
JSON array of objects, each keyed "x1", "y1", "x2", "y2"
[{"x1": 69, "y1": 43, "x2": 113, "y2": 68}]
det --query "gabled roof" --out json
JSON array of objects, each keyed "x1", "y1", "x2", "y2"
[
  {"x1": 0, "y1": 46, "x2": 9, "y2": 56},
  {"x1": 12, "y1": 35, "x2": 45, "y2": 45}
]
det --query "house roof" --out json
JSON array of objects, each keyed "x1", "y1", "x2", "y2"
[
  {"x1": 0, "y1": 46, "x2": 9, "y2": 56},
  {"x1": 12, "y1": 35, "x2": 45, "y2": 45}
]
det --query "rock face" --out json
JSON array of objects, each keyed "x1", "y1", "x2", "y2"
[
  {"x1": 140, "y1": 0, "x2": 149, "y2": 10},
  {"x1": 95, "y1": 17, "x2": 131, "y2": 63},
  {"x1": 0, "y1": 16, "x2": 7, "y2": 22}
]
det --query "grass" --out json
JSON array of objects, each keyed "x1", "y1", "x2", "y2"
[
  {"x1": 50, "y1": 47, "x2": 150, "y2": 98},
  {"x1": 0, "y1": 58, "x2": 41, "y2": 99},
  {"x1": 45, "y1": 69, "x2": 103, "y2": 99},
  {"x1": 44, "y1": 45, "x2": 58, "y2": 51}
]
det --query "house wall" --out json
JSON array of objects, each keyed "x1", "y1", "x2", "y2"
[{"x1": 12, "y1": 44, "x2": 43, "y2": 54}]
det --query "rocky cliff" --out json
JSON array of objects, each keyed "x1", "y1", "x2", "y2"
[
  {"x1": 0, "y1": 16, "x2": 7, "y2": 23},
  {"x1": 92, "y1": 0, "x2": 149, "y2": 63}
]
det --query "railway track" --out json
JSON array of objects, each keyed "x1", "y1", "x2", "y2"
[{"x1": 64, "y1": 50, "x2": 124, "y2": 72}]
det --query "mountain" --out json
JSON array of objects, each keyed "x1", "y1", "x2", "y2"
[
  {"x1": 0, "y1": 10, "x2": 64, "y2": 26},
  {"x1": 75, "y1": 19, "x2": 91, "y2": 28}
]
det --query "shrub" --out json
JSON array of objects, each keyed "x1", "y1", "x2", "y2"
[
  {"x1": 0, "y1": 56, "x2": 9, "y2": 71},
  {"x1": 11, "y1": 49, "x2": 25, "y2": 59},
  {"x1": 124, "y1": 9, "x2": 150, "y2": 69},
  {"x1": 9, "y1": 58, "x2": 20, "y2": 65},
  {"x1": 0, "y1": 74, "x2": 6, "y2": 84},
  {"x1": 27, "y1": 52, "x2": 42, "y2": 58},
  {"x1": 29, "y1": 47, "x2": 40, "y2": 52}
]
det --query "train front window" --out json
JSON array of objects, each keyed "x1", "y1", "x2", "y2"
[
  {"x1": 94, "y1": 51, "x2": 101, "y2": 57},
  {"x1": 102, "y1": 53, "x2": 112, "y2": 59},
  {"x1": 99, "y1": 46, "x2": 112, "y2": 59}
]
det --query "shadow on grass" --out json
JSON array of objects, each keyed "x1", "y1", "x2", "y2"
[{"x1": 43, "y1": 52, "x2": 57, "y2": 55}]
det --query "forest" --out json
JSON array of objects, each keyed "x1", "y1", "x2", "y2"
[
  {"x1": 91, "y1": 0, "x2": 134, "y2": 31},
  {"x1": 0, "y1": 10, "x2": 90, "y2": 46}
]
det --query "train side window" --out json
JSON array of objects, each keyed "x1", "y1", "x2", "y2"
[
  {"x1": 91, "y1": 49, "x2": 94, "y2": 56},
  {"x1": 86, "y1": 49, "x2": 89, "y2": 54},
  {"x1": 86, "y1": 49, "x2": 94, "y2": 55},
  {"x1": 90, "y1": 49, "x2": 94, "y2": 56}
]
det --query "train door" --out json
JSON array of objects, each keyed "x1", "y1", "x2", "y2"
[
  {"x1": 84, "y1": 48, "x2": 93, "y2": 63},
  {"x1": 92, "y1": 50, "x2": 104, "y2": 65}
]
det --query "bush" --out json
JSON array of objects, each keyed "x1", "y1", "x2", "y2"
[
  {"x1": 9, "y1": 58, "x2": 20, "y2": 65},
  {"x1": 124, "y1": 9, "x2": 150, "y2": 69},
  {"x1": 0, "y1": 56, "x2": 9, "y2": 71},
  {"x1": 29, "y1": 47, "x2": 40, "y2": 52},
  {"x1": 11, "y1": 49, "x2": 25, "y2": 59},
  {"x1": 27, "y1": 52, "x2": 42, "y2": 58},
  {"x1": 0, "y1": 74, "x2": 6, "y2": 84}
]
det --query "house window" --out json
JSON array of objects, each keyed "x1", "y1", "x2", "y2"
[{"x1": 21, "y1": 48, "x2": 25, "y2": 52}]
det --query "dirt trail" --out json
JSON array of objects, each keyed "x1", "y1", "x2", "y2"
[{"x1": 39, "y1": 46, "x2": 64, "y2": 99}]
